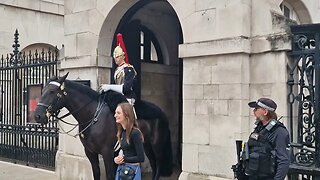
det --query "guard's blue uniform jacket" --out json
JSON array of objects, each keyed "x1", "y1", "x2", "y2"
[{"x1": 114, "y1": 63, "x2": 137, "y2": 99}]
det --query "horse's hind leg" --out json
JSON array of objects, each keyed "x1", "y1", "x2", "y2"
[
  {"x1": 85, "y1": 149, "x2": 100, "y2": 180},
  {"x1": 144, "y1": 143, "x2": 160, "y2": 180}
]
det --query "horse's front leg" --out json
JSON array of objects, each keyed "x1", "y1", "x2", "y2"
[
  {"x1": 84, "y1": 148, "x2": 100, "y2": 180},
  {"x1": 102, "y1": 148, "x2": 116, "y2": 180}
]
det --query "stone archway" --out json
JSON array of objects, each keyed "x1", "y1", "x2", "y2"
[
  {"x1": 98, "y1": 0, "x2": 183, "y2": 177},
  {"x1": 280, "y1": 0, "x2": 312, "y2": 24}
]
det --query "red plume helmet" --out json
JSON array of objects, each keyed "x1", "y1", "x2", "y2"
[{"x1": 116, "y1": 33, "x2": 129, "y2": 63}]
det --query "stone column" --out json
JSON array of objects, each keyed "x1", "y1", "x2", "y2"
[{"x1": 174, "y1": 0, "x2": 292, "y2": 179}]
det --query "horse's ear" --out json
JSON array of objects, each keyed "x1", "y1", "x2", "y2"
[{"x1": 58, "y1": 72, "x2": 69, "y2": 83}]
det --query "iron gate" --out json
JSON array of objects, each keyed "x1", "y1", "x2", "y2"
[
  {"x1": 0, "y1": 30, "x2": 59, "y2": 170},
  {"x1": 288, "y1": 24, "x2": 320, "y2": 179}
]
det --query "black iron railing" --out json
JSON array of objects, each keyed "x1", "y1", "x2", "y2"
[
  {"x1": 288, "y1": 23, "x2": 320, "y2": 179},
  {"x1": 0, "y1": 30, "x2": 59, "y2": 170}
]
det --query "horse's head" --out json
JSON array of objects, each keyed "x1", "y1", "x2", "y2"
[{"x1": 35, "y1": 73, "x2": 69, "y2": 124}]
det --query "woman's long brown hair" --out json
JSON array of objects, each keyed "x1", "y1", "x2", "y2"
[{"x1": 116, "y1": 103, "x2": 143, "y2": 144}]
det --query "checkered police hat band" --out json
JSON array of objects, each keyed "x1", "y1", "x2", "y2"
[{"x1": 257, "y1": 101, "x2": 275, "y2": 111}]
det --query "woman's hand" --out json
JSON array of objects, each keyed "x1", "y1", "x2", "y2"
[{"x1": 114, "y1": 155, "x2": 125, "y2": 164}]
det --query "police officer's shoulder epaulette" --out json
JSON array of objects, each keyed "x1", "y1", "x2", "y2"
[{"x1": 265, "y1": 119, "x2": 279, "y2": 131}]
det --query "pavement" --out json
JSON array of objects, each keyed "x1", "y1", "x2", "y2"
[
  {"x1": 0, "y1": 161, "x2": 57, "y2": 180},
  {"x1": 0, "y1": 160, "x2": 181, "y2": 180}
]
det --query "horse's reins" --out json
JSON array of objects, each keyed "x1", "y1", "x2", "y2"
[
  {"x1": 73, "y1": 95, "x2": 106, "y2": 137},
  {"x1": 38, "y1": 81, "x2": 107, "y2": 138}
]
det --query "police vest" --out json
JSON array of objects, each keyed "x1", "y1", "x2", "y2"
[{"x1": 244, "y1": 119, "x2": 284, "y2": 177}]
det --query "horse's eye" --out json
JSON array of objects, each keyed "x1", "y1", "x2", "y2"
[{"x1": 49, "y1": 90, "x2": 55, "y2": 94}]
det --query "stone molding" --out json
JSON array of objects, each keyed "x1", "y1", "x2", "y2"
[
  {"x1": 179, "y1": 34, "x2": 291, "y2": 59},
  {"x1": 0, "y1": 0, "x2": 64, "y2": 15}
]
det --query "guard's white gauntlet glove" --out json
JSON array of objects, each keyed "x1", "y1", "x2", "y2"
[
  {"x1": 99, "y1": 84, "x2": 111, "y2": 93},
  {"x1": 99, "y1": 84, "x2": 123, "y2": 94}
]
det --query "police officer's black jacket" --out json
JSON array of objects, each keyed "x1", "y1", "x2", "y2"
[{"x1": 246, "y1": 120, "x2": 290, "y2": 180}]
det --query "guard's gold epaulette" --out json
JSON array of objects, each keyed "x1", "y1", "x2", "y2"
[
  {"x1": 119, "y1": 63, "x2": 132, "y2": 68},
  {"x1": 126, "y1": 64, "x2": 134, "y2": 68},
  {"x1": 125, "y1": 63, "x2": 137, "y2": 75}
]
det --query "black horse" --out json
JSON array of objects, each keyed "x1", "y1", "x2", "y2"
[{"x1": 34, "y1": 73, "x2": 172, "y2": 180}]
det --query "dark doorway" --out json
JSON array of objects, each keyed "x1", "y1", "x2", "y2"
[{"x1": 111, "y1": 1, "x2": 183, "y2": 176}]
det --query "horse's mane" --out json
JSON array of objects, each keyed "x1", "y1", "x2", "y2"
[
  {"x1": 102, "y1": 91, "x2": 167, "y2": 121},
  {"x1": 49, "y1": 77, "x2": 166, "y2": 121},
  {"x1": 48, "y1": 76, "x2": 127, "y2": 112},
  {"x1": 63, "y1": 79, "x2": 100, "y2": 100},
  {"x1": 103, "y1": 90, "x2": 127, "y2": 113}
]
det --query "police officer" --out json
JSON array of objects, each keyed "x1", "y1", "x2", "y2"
[
  {"x1": 99, "y1": 34, "x2": 137, "y2": 105},
  {"x1": 245, "y1": 98, "x2": 290, "y2": 180}
]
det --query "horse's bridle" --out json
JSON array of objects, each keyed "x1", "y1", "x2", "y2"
[
  {"x1": 37, "y1": 80, "x2": 107, "y2": 138},
  {"x1": 37, "y1": 81, "x2": 67, "y2": 119}
]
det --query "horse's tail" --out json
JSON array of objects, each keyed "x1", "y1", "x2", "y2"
[
  {"x1": 134, "y1": 100, "x2": 173, "y2": 176},
  {"x1": 158, "y1": 112, "x2": 173, "y2": 176}
]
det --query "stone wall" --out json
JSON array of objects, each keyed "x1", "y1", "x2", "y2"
[
  {"x1": 176, "y1": 0, "x2": 292, "y2": 179},
  {"x1": 0, "y1": 0, "x2": 64, "y2": 55},
  {"x1": 1, "y1": 0, "x2": 320, "y2": 179}
]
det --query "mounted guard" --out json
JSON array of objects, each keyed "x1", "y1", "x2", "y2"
[{"x1": 99, "y1": 33, "x2": 137, "y2": 105}]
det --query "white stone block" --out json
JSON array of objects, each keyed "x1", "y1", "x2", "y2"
[
  {"x1": 56, "y1": 152, "x2": 94, "y2": 180},
  {"x1": 184, "y1": 59, "x2": 211, "y2": 85},
  {"x1": 5, "y1": 7, "x2": 63, "y2": 49},
  {"x1": 182, "y1": 143, "x2": 198, "y2": 173},
  {"x1": 195, "y1": 100, "x2": 213, "y2": 115},
  {"x1": 73, "y1": 0, "x2": 96, "y2": 13},
  {"x1": 211, "y1": 56, "x2": 244, "y2": 84},
  {"x1": 210, "y1": 115, "x2": 241, "y2": 146},
  {"x1": 97, "y1": 55, "x2": 112, "y2": 68},
  {"x1": 17, "y1": 0, "x2": 40, "y2": 11},
  {"x1": 229, "y1": 100, "x2": 241, "y2": 116},
  {"x1": 195, "y1": 0, "x2": 217, "y2": 11},
  {"x1": 204, "y1": 84, "x2": 219, "y2": 99},
  {"x1": 182, "y1": 8, "x2": 216, "y2": 42},
  {"x1": 88, "y1": 9, "x2": 105, "y2": 35},
  {"x1": 65, "y1": 12, "x2": 89, "y2": 35},
  {"x1": 183, "y1": 85, "x2": 204, "y2": 100},
  {"x1": 180, "y1": 38, "x2": 250, "y2": 58},
  {"x1": 183, "y1": 99, "x2": 196, "y2": 115},
  {"x1": 169, "y1": 0, "x2": 196, "y2": 29},
  {"x1": 76, "y1": 32, "x2": 99, "y2": 56},
  {"x1": 198, "y1": 145, "x2": 235, "y2": 178},
  {"x1": 40, "y1": 1, "x2": 59, "y2": 14},
  {"x1": 218, "y1": 84, "x2": 242, "y2": 100},
  {"x1": 97, "y1": 36, "x2": 113, "y2": 57},
  {"x1": 64, "y1": 34, "x2": 77, "y2": 57},
  {"x1": 64, "y1": 0, "x2": 75, "y2": 15},
  {"x1": 212, "y1": 100, "x2": 228, "y2": 116},
  {"x1": 183, "y1": 114, "x2": 209, "y2": 144},
  {"x1": 241, "y1": 84, "x2": 250, "y2": 99},
  {"x1": 215, "y1": 3, "x2": 251, "y2": 39},
  {"x1": 96, "y1": 0, "x2": 117, "y2": 17},
  {"x1": 58, "y1": 4, "x2": 64, "y2": 14}
]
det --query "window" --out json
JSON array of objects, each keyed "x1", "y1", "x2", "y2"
[
  {"x1": 280, "y1": 2, "x2": 299, "y2": 23},
  {"x1": 283, "y1": 5, "x2": 290, "y2": 18},
  {"x1": 139, "y1": 27, "x2": 163, "y2": 64}
]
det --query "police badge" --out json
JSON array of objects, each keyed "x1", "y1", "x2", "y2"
[{"x1": 249, "y1": 132, "x2": 259, "y2": 140}]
